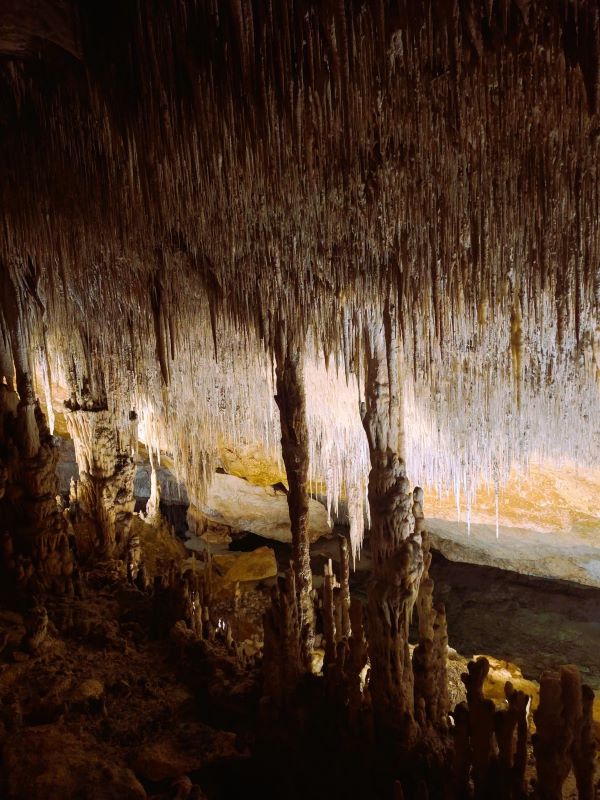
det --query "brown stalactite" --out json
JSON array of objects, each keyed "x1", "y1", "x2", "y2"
[
  {"x1": 361, "y1": 305, "x2": 424, "y2": 742},
  {"x1": 0, "y1": 313, "x2": 14, "y2": 391},
  {"x1": 274, "y1": 325, "x2": 314, "y2": 669}
]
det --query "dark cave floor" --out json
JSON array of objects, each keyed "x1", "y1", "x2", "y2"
[{"x1": 1, "y1": 527, "x2": 598, "y2": 799}]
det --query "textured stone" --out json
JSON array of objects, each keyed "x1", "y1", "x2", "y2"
[
  {"x1": 132, "y1": 728, "x2": 238, "y2": 782},
  {"x1": 70, "y1": 678, "x2": 104, "y2": 705},
  {"x1": 427, "y1": 519, "x2": 600, "y2": 588},
  {"x1": 217, "y1": 441, "x2": 285, "y2": 487},
  {"x1": 221, "y1": 546, "x2": 277, "y2": 584},
  {"x1": 199, "y1": 473, "x2": 331, "y2": 544},
  {"x1": 2, "y1": 725, "x2": 146, "y2": 800}
]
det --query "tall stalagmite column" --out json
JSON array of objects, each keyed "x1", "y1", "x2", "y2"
[
  {"x1": 64, "y1": 364, "x2": 137, "y2": 559},
  {"x1": 412, "y1": 489, "x2": 449, "y2": 732},
  {"x1": 361, "y1": 305, "x2": 425, "y2": 742},
  {"x1": 274, "y1": 325, "x2": 314, "y2": 669},
  {"x1": 143, "y1": 445, "x2": 161, "y2": 524}
]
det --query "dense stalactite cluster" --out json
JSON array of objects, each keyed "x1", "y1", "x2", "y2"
[{"x1": 0, "y1": 0, "x2": 598, "y2": 525}]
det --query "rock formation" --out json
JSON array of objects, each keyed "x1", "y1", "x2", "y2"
[
  {"x1": 65, "y1": 405, "x2": 137, "y2": 558},
  {"x1": 361, "y1": 306, "x2": 424, "y2": 743},
  {"x1": 274, "y1": 325, "x2": 314, "y2": 668},
  {"x1": 533, "y1": 666, "x2": 597, "y2": 800},
  {"x1": 413, "y1": 514, "x2": 449, "y2": 733}
]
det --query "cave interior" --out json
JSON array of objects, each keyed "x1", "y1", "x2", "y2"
[{"x1": 0, "y1": 2, "x2": 599, "y2": 799}]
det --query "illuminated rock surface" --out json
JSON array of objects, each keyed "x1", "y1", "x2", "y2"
[{"x1": 197, "y1": 473, "x2": 332, "y2": 545}]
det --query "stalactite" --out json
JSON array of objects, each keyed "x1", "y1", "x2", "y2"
[
  {"x1": 1, "y1": 271, "x2": 39, "y2": 459},
  {"x1": 361, "y1": 305, "x2": 424, "y2": 743},
  {"x1": 274, "y1": 324, "x2": 314, "y2": 669},
  {"x1": 0, "y1": 398, "x2": 74, "y2": 595},
  {"x1": 0, "y1": 310, "x2": 14, "y2": 390},
  {"x1": 0, "y1": 273, "x2": 73, "y2": 595}
]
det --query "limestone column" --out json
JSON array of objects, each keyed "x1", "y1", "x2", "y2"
[
  {"x1": 361, "y1": 304, "x2": 425, "y2": 742},
  {"x1": 65, "y1": 399, "x2": 137, "y2": 559},
  {"x1": 274, "y1": 325, "x2": 314, "y2": 669},
  {"x1": 412, "y1": 491, "x2": 449, "y2": 731},
  {"x1": 144, "y1": 444, "x2": 162, "y2": 524}
]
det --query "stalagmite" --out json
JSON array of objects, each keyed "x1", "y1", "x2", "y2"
[
  {"x1": 262, "y1": 568, "x2": 302, "y2": 709},
  {"x1": 460, "y1": 658, "x2": 497, "y2": 798},
  {"x1": 494, "y1": 682, "x2": 529, "y2": 799},
  {"x1": 143, "y1": 445, "x2": 161, "y2": 524},
  {"x1": 412, "y1": 492, "x2": 449, "y2": 732},
  {"x1": 274, "y1": 326, "x2": 314, "y2": 668},
  {"x1": 347, "y1": 597, "x2": 368, "y2": 716},
  {"x1": 361, "y1": 305, "x2": 424, "y2": 741},
  {"x1": 336, "y1": 534, "x2": 351, "y2": 640},
  {"x1": 322, "y1": 559, "x2": 336, "y2": 671},
  {"x1": 533, "y1": 665, "x2": 597, "y2": 800},
  {"x1": 65, "y1": 404, "x2": 137, "y2": 558}
]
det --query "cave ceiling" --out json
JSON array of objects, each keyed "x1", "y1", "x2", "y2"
[{"x1": 0, "y1": 0, "x2": 599, "y2": 546}]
